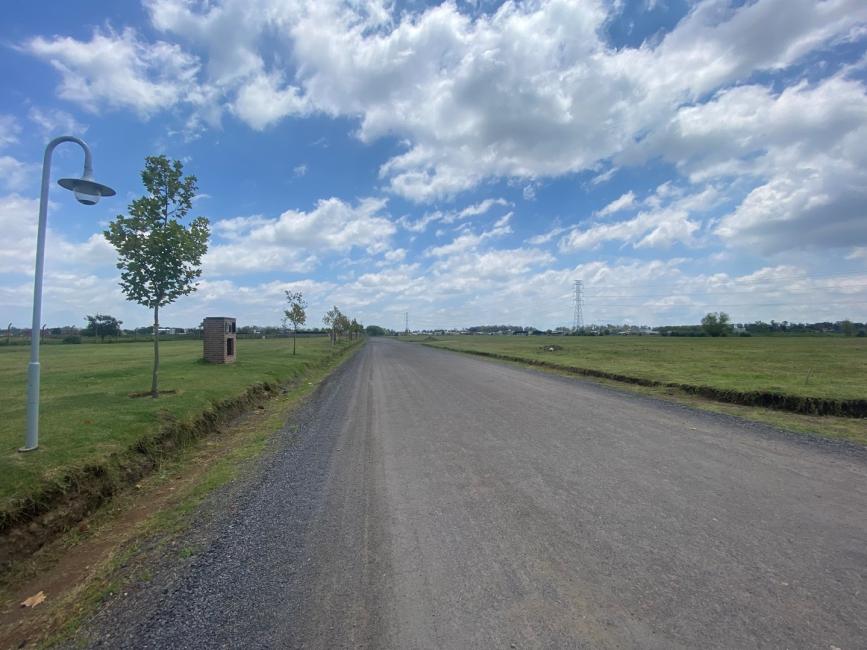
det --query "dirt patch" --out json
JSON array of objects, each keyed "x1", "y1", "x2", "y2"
[
  {"x1": 127, "y1": 389, "x2": 179, "y2": 398},
  {"x1": 0, "y1": 382, "x2": 275, "y2": 575},
  {"x1": 0, "y1": 409, "x2": 269, "y2": 649}
]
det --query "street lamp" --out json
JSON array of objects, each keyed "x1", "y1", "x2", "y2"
[{"x1": 21, "y1": 136, "x2": 116, "y2": 452}]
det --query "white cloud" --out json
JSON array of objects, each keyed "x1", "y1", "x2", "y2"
[
  {"x1": 286, "y1": 0, "x2": 867, "y2": 200},
  {"x1": 596, "y1": 191, "x2": 636, "y2": 217},
  {"x1": 397, "y1": 211, "x2": 442, "y2": 233},
  {"x1": 383, "y1": 248, "x2": 406, "y2": 262},
  {"x1": 293, "y1": 163, "x2": 308, "y2": 177},
  {"x1": 396, "y1": 198, "x2": 510, "y2": 233},
  {"x1": 232, "y1": 71, "x2": 308, "y2": 129},
  {"x1": 23, "y1": 0, "x2": 867, "y2": 208},
  {"x1": 715, "y1": 157, "x2": 867, "y2": 253},
  {"x1": 0, "y1": 194, "x2": 40, "y2": 274},
  {"x1": 207, "y1": 197, "x2": 396, "y2": 275},
  {"x1": 453, "y1": 198, "x2": 510, "y2": 220},
  {"x1": 590, "y1": 167, "x2": 618, "y2": 186},
  {"x1": 559, "y1": 207, "x2": 700, "y2": 251},
  {"x1": 0, "y1": 157, "x2": 36, "y2": 193},
  {"x1": 24, "y1": 27, "x2": 200, "y2": 117},
  {"x1": 641, "y1": 75, "x2": 867, "y2": 252},
  {"x1": 527, "y1": 225, "x2": 568, "y2": 246},
  {"x1": 0, "y1": 193, "x2": 116, "y2": 277},
  {"x1": 27, "y1": 107, "x2": 87, "y2": 137},
  {"x1": 0, "y1": 115, "x2": 21, "y2": 149},
  {"x1": 427, "y1": 213, "x2": 513, "y2": 257}
]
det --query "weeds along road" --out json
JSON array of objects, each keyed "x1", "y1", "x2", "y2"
[{"x1": 79, "y1": 338, "x2": 867, "y2": 649}]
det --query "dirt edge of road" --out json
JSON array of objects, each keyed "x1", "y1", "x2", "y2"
[{"x1": 0, "y1": 342, "x2": 364, "y2": 650}]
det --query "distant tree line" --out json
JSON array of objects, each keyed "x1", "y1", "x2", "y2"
[{"x1": 6, "y1": 317, "x2": 863, "y2": 345}]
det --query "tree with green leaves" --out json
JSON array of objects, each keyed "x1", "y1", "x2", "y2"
[
  {"x1": 349, "y1": 318, "x2": 363, "y2": 340},
  {"x1": 283, "y1": 290, "x2": 307, "y2": 355},
  {"x1": 323, "y1": 306, "x2": 341, "y2": 345},
  {"x1": 335, "y1": 312, "x2": 351, "y2": 341},
  {"x1": 83, "y1": 313, "x2": 123, "y2": 342},
  {"x1": 701, "y1": 311, "x2": 731, "y2": 337},
  {"x1": 104, "y1": 156, "x2": 210, "y2": 397}
]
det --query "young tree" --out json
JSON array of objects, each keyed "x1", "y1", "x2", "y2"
[
  {"x1": 701, "y1": 312, "x2": 731, "y2": 337},
  {"x1": 335, "y1": 312, "x2": 351, "y2": 342},
  {"x1": 104, "y1": 156, "x2": 210, "y2": 397},
  {"x1": 322, "y1": 306, "x2": 344, "y2": 345},
  {"x1": 83, "y1": 313, "x2": 123, "y2": 342},
  {"x1": 283, "y1": 290, "x2": 307, "y2": 355}
]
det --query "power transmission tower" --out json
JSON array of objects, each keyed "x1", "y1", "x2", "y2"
[
  {"x1": 572, "y1": 280, "x2": 584, "y2": 332},
  {"x1": 405, "y1": 311, "x2": 409, "y2": 334}
]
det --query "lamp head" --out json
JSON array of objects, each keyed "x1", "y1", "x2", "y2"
[{"x1": 58, "y1": 176, "x2": 116, "y2": 206}]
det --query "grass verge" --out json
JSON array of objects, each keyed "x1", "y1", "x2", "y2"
[
  {"x1": 0, "y1": 341, "x2": 361, "y2": 648},
  {"x1": 417, "y1": 336, "x2": 867, "y2": 417},
  {"x1": 0, "y1": 338, "x2": 358, "y2": 572}
]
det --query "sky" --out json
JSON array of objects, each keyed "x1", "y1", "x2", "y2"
[{"x1": 1, "y1": 0, "x2": 866, "y2": 331}]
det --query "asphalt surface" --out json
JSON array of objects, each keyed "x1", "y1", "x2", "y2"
[{"x1": 79, "y1": 339, "x2": 867, "y2": 649}]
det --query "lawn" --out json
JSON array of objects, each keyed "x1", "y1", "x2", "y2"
[
  {"x1": 419, "y1": 336, "x2": 867, "y2": 401},
  {"x1": 0, "y1": 337, "x2": 351, "y2": 508}
]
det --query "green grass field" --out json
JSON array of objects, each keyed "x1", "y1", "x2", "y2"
[
  {"x1": 419, "y1": 335, "x2": 867, "y2": 400},
  {"x1": 0, "y1": 337, "x2": 350, "y2": 508}
]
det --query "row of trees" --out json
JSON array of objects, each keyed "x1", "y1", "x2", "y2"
[
  {"x1": 322, "y1": 306, "x2": 363, "y2": 344},
  {"x1": 283, "y1": 292, "x2": 364, "y2": 352}
]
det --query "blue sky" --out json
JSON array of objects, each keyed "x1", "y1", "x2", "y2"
[{"x1": 1, "y1": 0, "x2": 866, "y2": 331}]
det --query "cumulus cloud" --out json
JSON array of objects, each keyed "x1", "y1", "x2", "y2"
[
  {"x1": 630, "y1": 75, "x2": 867, "y2": 252},
  {"x1": 0, "y1": 192, "x2": 116, "y2": 277},
  {"x1": 207, "y1": 196, "x2": 396, "y2": 275},
  {"x1": 24, "y1": 0, "x2": 867, "y2": 204},
  {"x1": 0, "y1": 157, "x2": 36, "y2": 193},
  {"x1": 24, "y1": 27, "x2": 200, "y2": 117},
  {"x1": 559, "y1": 207, "x2": 700, "y2": 251},
  {"x1": 285, "y1": 0, "x2": 867, "y2": 200},
  {"x1": 232, "y1": 71, "x2": 308, "y2": 129},
  {"x1": 13, "y1": 0, "x2": 867, "y2": 328}
]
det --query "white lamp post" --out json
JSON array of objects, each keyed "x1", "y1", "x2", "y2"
[{"x1": 21, "y1": 136, "x2": 116, "y2": 452}]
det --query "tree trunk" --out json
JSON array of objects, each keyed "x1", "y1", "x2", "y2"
[
  {"x1": 293, "y1": 326, "x2": 297, "y2": 355},
  {"x1": 151, "y1": 304, "x2": 160, "y2": 398}
]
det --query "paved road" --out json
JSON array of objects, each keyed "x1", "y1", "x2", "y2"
[{"x1": 82, "y1": 339, "x2": 867, "y2": 649}]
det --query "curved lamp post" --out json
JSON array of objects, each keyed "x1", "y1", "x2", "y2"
[{"x1": 21, "y1": 136, "x2": 116, "y2": 452}]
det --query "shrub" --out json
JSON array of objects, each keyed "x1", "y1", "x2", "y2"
[{"x1": 62, "y1": 335, "x2": 82, "y2": 344}]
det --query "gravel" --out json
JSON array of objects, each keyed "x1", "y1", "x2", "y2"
[{"x1": 72, "y1": 339, "x2": 867, "y2": 649}]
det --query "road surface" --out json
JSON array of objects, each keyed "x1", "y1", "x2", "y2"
[{"x1": 81, "y1": 338, "x2": 867, "y2": 649}]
